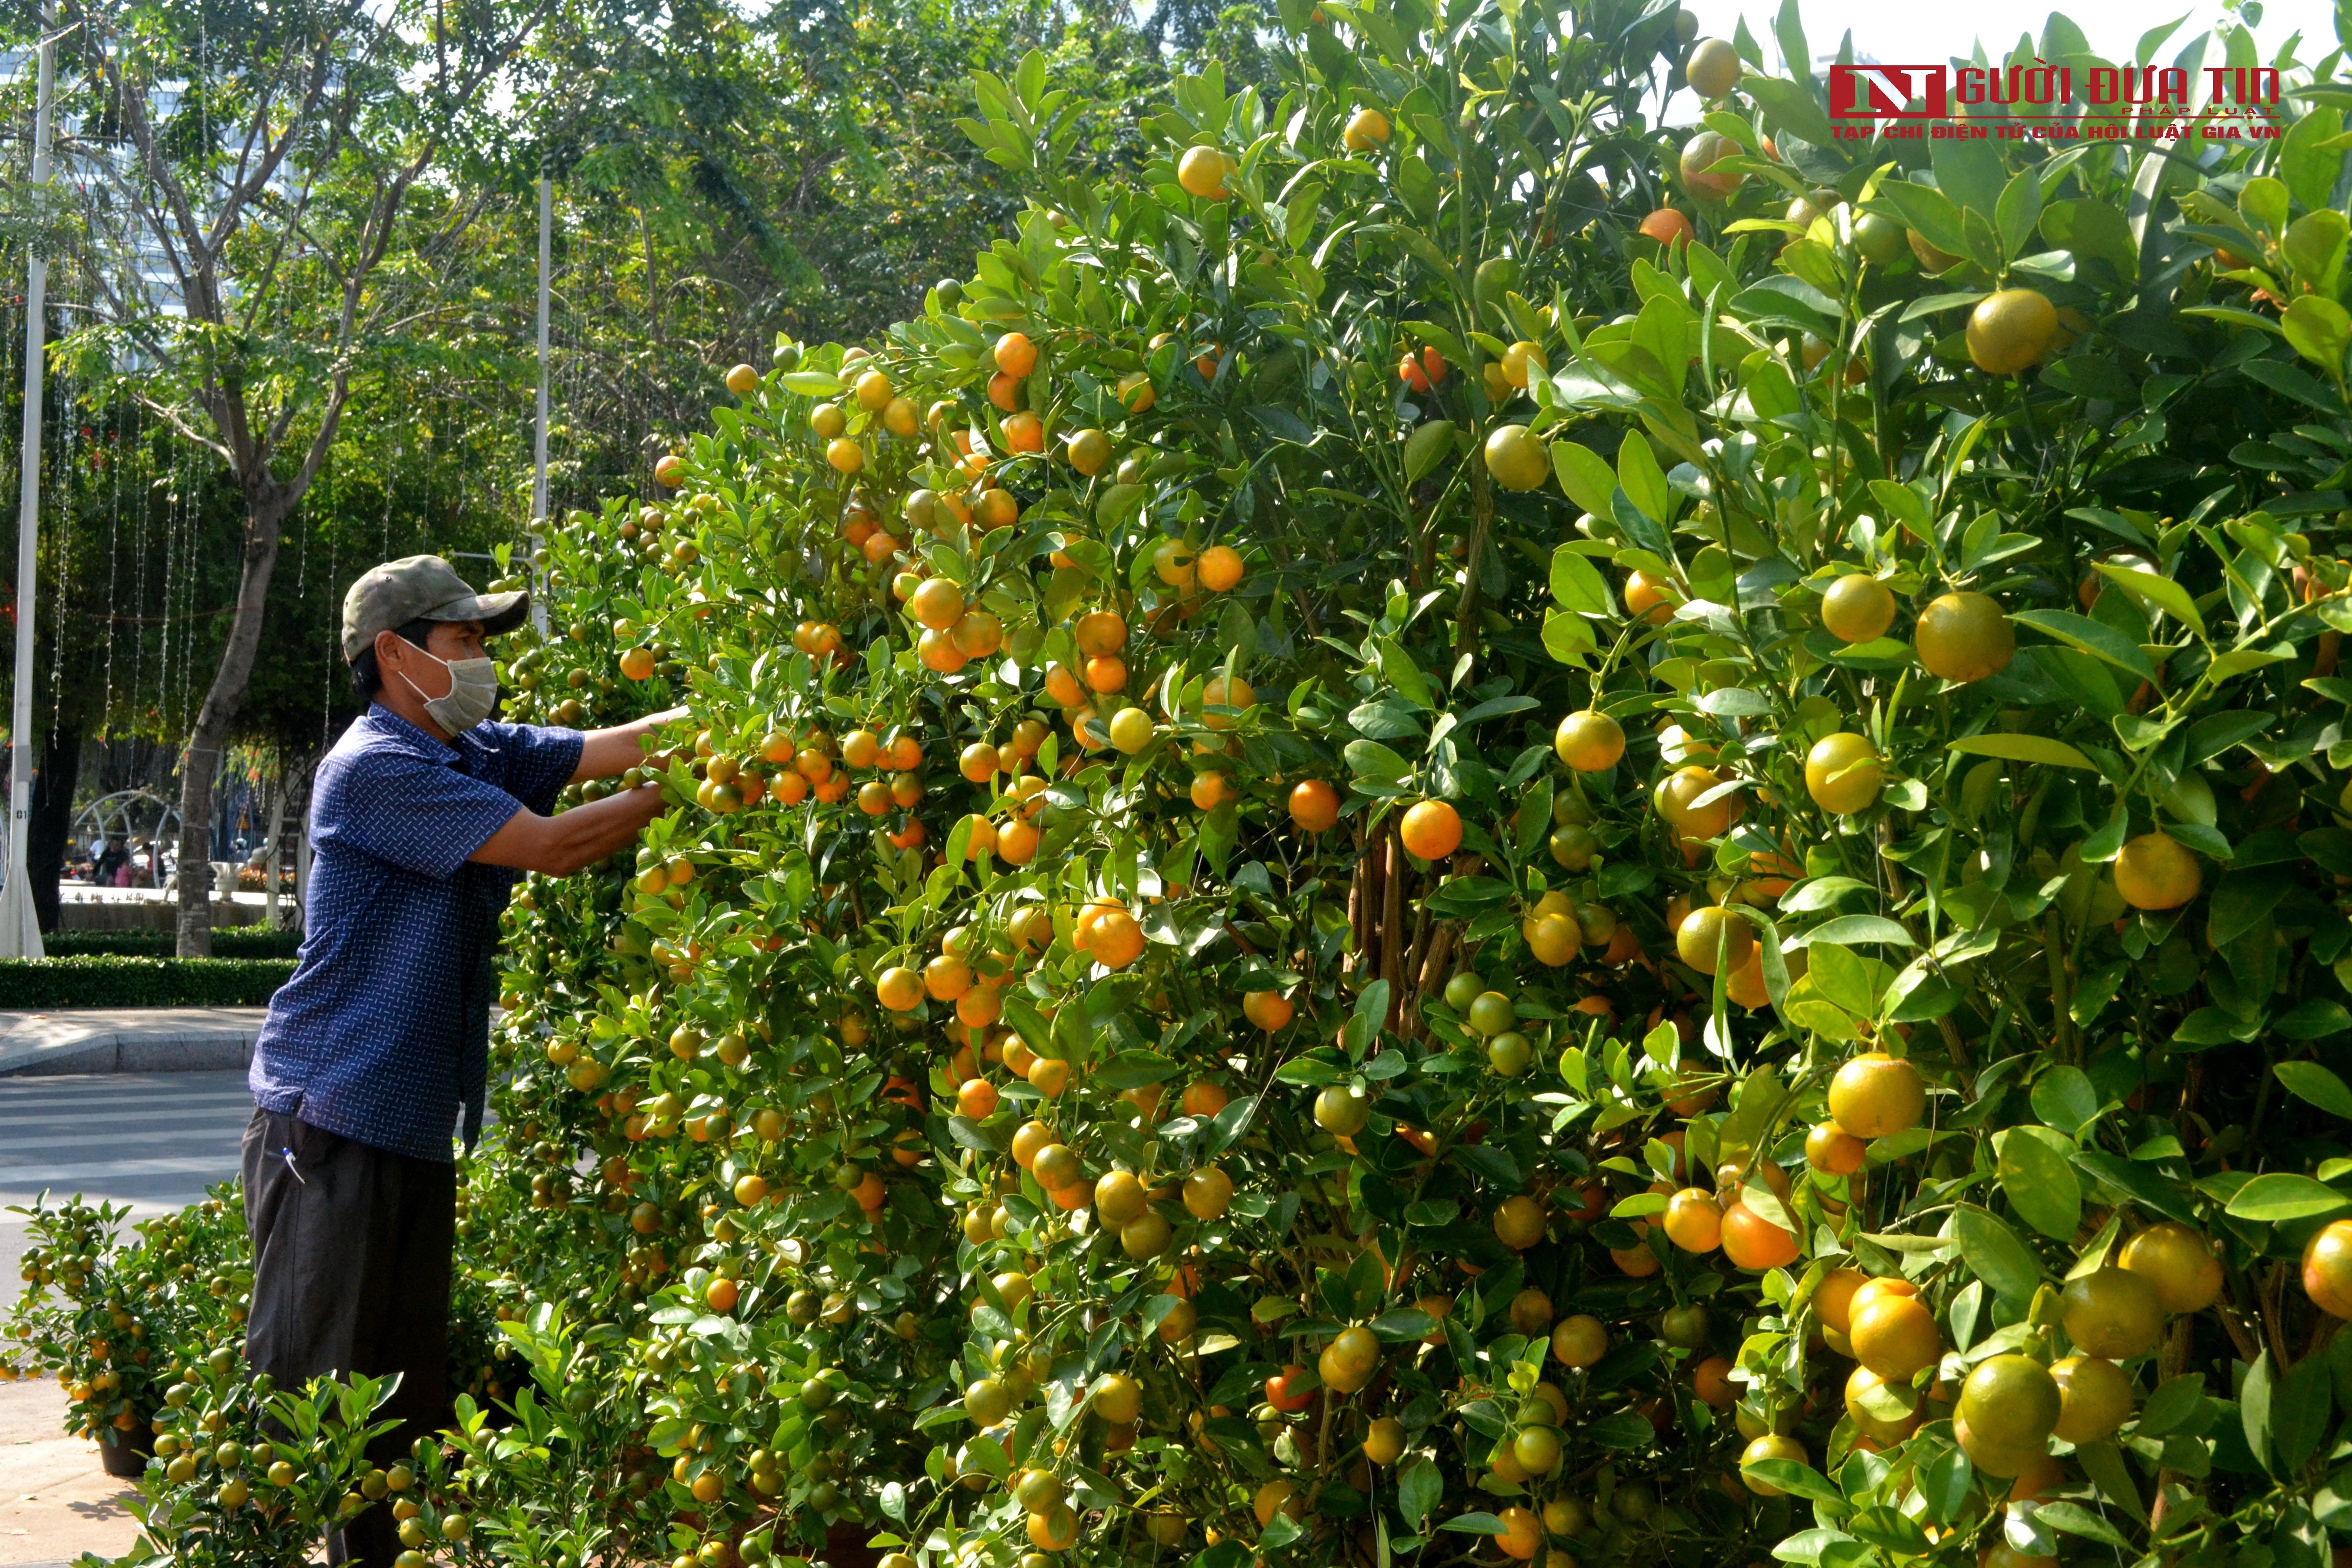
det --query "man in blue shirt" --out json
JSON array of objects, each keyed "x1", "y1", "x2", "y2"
[{"x1": 241, "y1": 555, "x2": 679, "y2": 1567}]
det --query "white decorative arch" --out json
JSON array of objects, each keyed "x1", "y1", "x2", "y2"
[{"x1": 72, "y1": 789, "x2": 180, "y2": 859}]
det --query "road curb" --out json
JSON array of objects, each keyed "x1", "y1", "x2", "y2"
[
  {"x1": 0, "y1": 1035, "x2": 253, "y2": 1076},
  {"x1": 0, "y1": 1011, "x2": 266, "y2": 1078}
]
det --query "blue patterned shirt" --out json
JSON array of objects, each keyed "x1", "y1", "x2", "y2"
[{"x1": 250, "y1": 706, "x2": 582, "y2": 1162}]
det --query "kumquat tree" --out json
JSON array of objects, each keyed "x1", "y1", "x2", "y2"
[{"x1": 32, "y1": 3, "x2": 2352, "y2": 1568}]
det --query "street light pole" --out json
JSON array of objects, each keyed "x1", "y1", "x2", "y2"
[
  {"x1": 530, "y1": 164, "x2": 550, "y2": 635},
  {"x1": 0, "y1": 1, "x2": 59, "y2": 960}
]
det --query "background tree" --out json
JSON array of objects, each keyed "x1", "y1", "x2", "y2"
[
  {"x1": 46, "y1": 0, "x2": 546, "y2": 952},
  {"x1": 509, "y1": 0, "x2": 1243, "y2": 500},
  {"x1": 0, "y1": 0, "x2": 1273, "y2": 936}
]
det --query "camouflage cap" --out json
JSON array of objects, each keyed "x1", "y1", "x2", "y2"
[{"x1": 341, "y1": 555, "x2": 529, "y2": 662}]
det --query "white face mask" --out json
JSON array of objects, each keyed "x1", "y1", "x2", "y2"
[{"x1": 398, "y1": 646, "x2": 500, "y2": 733}]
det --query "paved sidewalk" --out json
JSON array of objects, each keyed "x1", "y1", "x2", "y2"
[
  {"x1": 0, "y1": 1011, "x2": 267, "y2": 1078},
  {"x1": 0, "y1": 1378, "x2": 141, "y2": 1566}
]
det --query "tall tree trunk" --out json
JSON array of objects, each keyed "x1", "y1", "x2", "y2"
[
  {"x1": 29, "y1": 724, "x2": 81, "y2": 934},
  {"x1": 176, "y1": 492, "x2": 288, "y2": 957}
]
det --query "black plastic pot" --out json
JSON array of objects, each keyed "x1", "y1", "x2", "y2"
[{"x1": 98, "y1": 1426, "x2": 153, "y2": 1479}]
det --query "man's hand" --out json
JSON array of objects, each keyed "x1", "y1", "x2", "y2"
[
  {"x1": 471, "y1": 782, "x2": 668, "y2": 875},
  {"x1": 569, "y1": 706, "x2": 691, "y2": 783}
]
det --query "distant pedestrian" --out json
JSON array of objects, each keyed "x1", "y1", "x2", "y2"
[{"x1": 239, "y1": 556, "x2": 683, "y2": 1568}]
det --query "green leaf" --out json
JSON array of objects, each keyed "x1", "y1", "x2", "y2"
[
  {"x1": 2277, "y1": 1061, "x2": 2352, "y2": 1118},
  {"x1": 1804, "y1": 941, "x2": 1880, "y2": 1016},
  {"x1": 2174, "y1": 1005, "x2": 2258, "y2": 1048},
  {"x1": 1199, "y1": 800, "x2": 1239, "y2": 877},
  {"x1": 1403, "y1": 419, "x2": 1458, "y2": 483},
  {"x1": 2282, "y1": 107, "x2": 2347, "y2": 214},
  {"x1": 1772, "y1": 1528, "x2": 1862, "y2": 1565},
  {"x1": 1945, "y1": 733, "x2": 2099, "y2": 771},
  {"x1": 1953, "y1": 1204, "x2": 2043, "y2": 1305},
  {"x1": 2239, "y1": 1354, "x2": 2333, "y2": 1485},
  {"x1": 1368, "y1": 1309, "x2": 1437, "y2": 1342},
  {"x1": 2094, "y1": 563, "x2": 2207, "y2": 639},
  {"x1": 2242, "y1": 175, "x2": 2291, "y2": 238},
  {"x1": 2210, "y1": 644, "x2": 2296, "y2": 681},
  {"x1": 1730, "y1": 276, "x2": 1842, "y2": 340},
  {"x1": 1541, "y1": 610, "x2": 1598, "y2": 667},
  {"x1": 2036, "y1": 357, "x2": 2140, "y2": 405},
  {"x1": 2186, "y1": 710, "x2": 2276, "y2": 765},
  {"x1": 1787, "y1": 916, "x2": 1914, "y2": 949},
  {"x1": 1398, "y1": 1459, "x2": 1441, "y2": 1526},
  {"x1": 2009, "y1": 609, "x2": 2158, "y2": 684},
  {"x1": 1995, "y1": 165, "x2": 2042, "y2": 262},
  {"x1": 2285, "y1": 294, "x2": 2352, "y2": 377},
  {"x1": 2225, "y1": 1172, "x2": 2352, "y2": 1222},
  {"x1": 2139, "y1": 1374, "x2": 2207, "y2": 1437},
  {"x1": 946, "y1": 1114, "x2": 1006, "y2": 1156},
  {"x1": 1549, "y1": 547, "x2": 1614, "y2": 616},
  {"x1": 2277, "y1": 1001, "x2": 2352, "y2": 1042},
  {"x1": 2074, "y1": 1439, "x2": 2149, "y2": 1522},
  {"x1": 1616, "y1": 430, "x2": 1674, "y2": 525},
  {"x1": 1778, "y1": 876, "x2": 1868, "y2": 914},
  {"x1": 1997, "y1": 1126, "x2": 2084, "y2": 1239},
  {"x1": 2209, "y1": 870, "x2": 2292, "y2": 949},
  {"x1": 1253, "y1": 1512, "x2": 1300, "y2": 1551},
  {"x1": 2030, "y1": 1066, "x2": 2100, "y2": 1135},
  {"x1": 2273, "y1": 1352, "x2": 2335, "y2": 1475},
  {"x1": 1096, "y1": 482, "x2": 1147, "y2": 529},
  {"x1": 1695, "y1": 687, "x2": 1772, "y2": 718},
  {"x1": 2082, "y1": 799, "x2": 2130, "y2": 863},
  {"x1": 2287, "y1": 209, "x2": 2351, "y2": 300},
  {"x1": 1350, "y1": 979, "x2": 1392, "y2": 1057},
  {"x1": 2183, "y1": 305, "x2": 2286, "y2": 337},
  {"x1": 2037, "y1": 1503, "x2": 2132, "y2": 1549},
  {"x1": 1875, "y1": 182, "x2": 1969, "y2": 261},
  {"x1": 1344, "y1": 740, "x2": 1410, "y2": 784},
  {"x1": 1742, "y1": 75, "x2": 1837, "y2": 148},
  {"x1": 1738, "y1": 350, "x2": 1801, "y2": 418},
  {"x1": 1439, "y1": 1514, "x2": 1510, "y2": 1537},
  {"x1": 2069, "y1": 961, "x2": 2128, "y2": 1027},
  {"x1": 1378, "y1": 638, "x2": 1434, "y2": 709},
  {"x1": 2242, "y1": 358, "x2": 2342, "y2": 417},
  {"x1": 1247, "y1": 405, "x2": 1315, "y2": 445},
  {"x1": 1738, "y1": 1458, "x2": 1845, "y2": 1508},
  {"x1": 1552, "y1": 442, "x2": 1619, "y2": 518},
  {"x1": 1932, "y1": 135, "x2": 2007, "y2": 225},
  {"x1": 2040, "y1": 199, "x2": 2140, "y2": 283},
  {"x1": 1096, "y1": 1050, "x2": 1181, "y2": 1089},
  {"x1": 2306, "y1": 827, "x2": 2352, "y2": 876},
  {"x1": 779, "y1": 370, "x2": 848, "y2": 397},
  {"x1": 1586, "y1": 1410, "x2": 1657, "y2": 1449},
  {"x1": 1847, "y1": 1373, "x2": 1920, "y2": 1429},
  {"x1": 1915, "y1": 1446, "x2": 1972, "y2": 1521}
]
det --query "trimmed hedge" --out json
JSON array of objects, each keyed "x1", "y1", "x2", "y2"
[
  {"x1": 0, "y1": 957, "x2": 296, "y2": 1009},
  {"x1": 42, "y1": 927, "x2": 302, "y2": 960}
]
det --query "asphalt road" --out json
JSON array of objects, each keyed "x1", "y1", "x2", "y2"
[{"x1": 0, "y1": 1071, "x2": 252, "y2": 1294}]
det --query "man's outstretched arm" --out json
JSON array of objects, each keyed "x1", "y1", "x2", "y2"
[
  {"x1": 568, "y1": 706, "x2": 690, "y2": 783},
  {"x1": 470, "y1": 782, "x2": 668, "y2": 875}
]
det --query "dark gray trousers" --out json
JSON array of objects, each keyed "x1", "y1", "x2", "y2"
[{"x1": 241, "y1": 1107, "x2": 455, "y2": 1568}]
